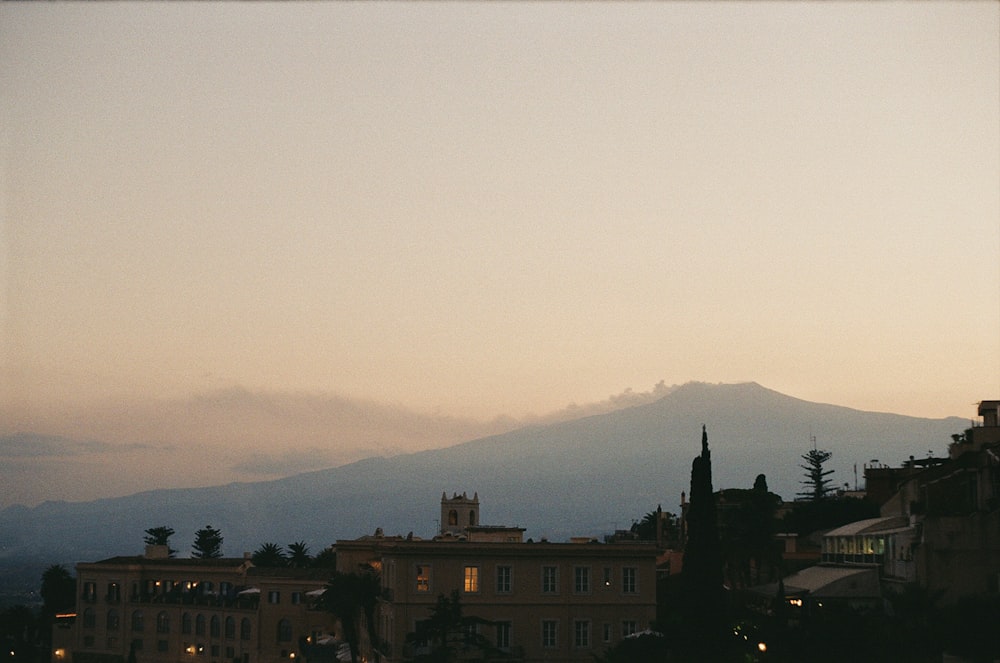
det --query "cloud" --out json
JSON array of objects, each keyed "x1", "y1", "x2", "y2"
[{"x1": 0, "y1": 432, "x2": 158, "y2": 458}]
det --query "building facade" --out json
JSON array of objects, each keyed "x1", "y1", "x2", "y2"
[
  {"x1": 64, "y1": 546, "x2": 337, "y2": 663},
  {"x1": 335, "y1": 493, "x2": 659, "y2": 663}
]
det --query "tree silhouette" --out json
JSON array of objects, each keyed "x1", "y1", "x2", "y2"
[
  {"x1": 40, "y1": 564, "x2": 76, "y2": 617},
  {"x1": 287, "y1": 541, "x2": 311, "y2": 568},
  {"x1": 322, "y1": 569, "x2": 381, "y2": 663},
  {"x1": 680, "y1": 426, "x2": 726, "y2": 651},
  {"x1": 191, "y1": 525, "x2": 223, "y2": 558},
  {"x1": 406, "y1": 590, "x2": 497, "y2": 663},
  {"x1": 143, "y1": 526, "x2": 177, "y2": 557},
  {"x1": 798, "y1": 448, "x2": 835, "y2": 501},
  {"x1": 251, "y1": 542, "x2": 287, "y2": 567}
]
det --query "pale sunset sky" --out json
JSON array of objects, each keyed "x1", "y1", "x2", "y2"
[{"x1": 1, "y1": 3, "x2": 998, "y2": 507}]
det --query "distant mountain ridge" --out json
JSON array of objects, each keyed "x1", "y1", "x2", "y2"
[{"x1": 0, "y1": 382, "x2": 966, "y2": 569}]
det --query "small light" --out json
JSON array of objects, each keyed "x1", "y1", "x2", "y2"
[
  {"x1": 289, "y1": 654, "x2": 296, "y2": 659},
  {"x1": 757, "y1": 642, "x2": 767, "y2": 653},
  {"x1": 54, "y1": 649, "x2": 66, "y2": 659}
]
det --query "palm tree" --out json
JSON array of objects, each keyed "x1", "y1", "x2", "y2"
[
  {"x1": 251, "y1": 542, "x2": 287, "y2": 567},
  {"x1": 287, "y1": 541, "x2": 311, "y2": 568}
]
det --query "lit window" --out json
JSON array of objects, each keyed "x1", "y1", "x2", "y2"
[
  {"x1": 463, "y1": 566, "x2": 479, "y2": 593},
  {"x1": 574, "y1": 567, "x2": 590, "y2": 593},
  {"x1": 541, "y1": 620, "x2": 557, "y2": 648},
  {"x1": 416, "y1": 565, "x2": 431, "y2": 592},
  {"x1": 603, "y1": 568, "x2": 613, "y2": 587},
  {"x1": 621, "y1": 621, "x2": 637, "y2": 637},
  {"x1": 496, "y1": 566, "x2": 512, "y2": 594},
  {"x1": 542, "y1": 566, "x2": 557, "y2": 593},
  {"x1": 622, "y1": 567, "x2": 637, "y2": 594},
  {"x1": 268, "y1": 591, "x2": 281, "y2": 604},
  {"x1": 574, "y1": 621, "x2": 590, "y2": 648}
]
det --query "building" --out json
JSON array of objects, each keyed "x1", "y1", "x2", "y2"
[
  {"x1": 335, "y1": 494, "x2": 659, "y2": 663},
  {"x1": 755, "y1": 399, "x2": 1000, "y2": 612},
  {"x1": 64, "y1": 546, "x2": 338, "y2": 663}
]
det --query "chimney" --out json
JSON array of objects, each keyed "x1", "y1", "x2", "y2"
[{"x1": 145, "y1": 545, "x2": 170, "y2": 559}]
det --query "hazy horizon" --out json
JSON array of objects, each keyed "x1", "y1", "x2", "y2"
[{"x1": 2, "y1": 4, "x2": 998, "y2": 507}]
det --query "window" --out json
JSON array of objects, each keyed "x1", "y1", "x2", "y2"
[
  {"x1": 157, "y1": 640, "x2": 168, "y2": 653},
  {"x1": 106, "y1": 582, "x2": 121, "y2": 603},
  {"x1": 541, "y1": 620, "x2": 557, "y2": 648},
  {"x1": 291, "y1": 592, "x2": 302, "y2": 605},
  {"x1": 603, "y1": 623, "x2": 612, "y2": 643},
  {"x1": 196, "y1": 614, "x2": 206, "y2": 636},
  {"x1": 225, "y1": 646, "x2": 235, "y2": 659},
  {"x1": 83, "y1": 636, "x2": 94, "y2": 648},
  {"x1": 106, "y1": 637, "x2": 118, "y2": 650},
  {"x1": 574, "y1": 567, "x2": 590, "y2": 593},
  {"x1": 277, "y1": 619, "x2": 292, "y2": 642},
  {"x1": 468, "y1": 510, "x2": 476, "y2": 526},
  {"x1": 496, "y1": 566, "x2": 512, "y2": 594},
  {"x1": 225, "y1": 617, "x2": 235, "y2": 640},
  {"x1": 542, "y1": 566, "x2": 558, "y2": 593},
  {"x1": 574, "y1": 620, "x2": 590, "y2": 648},
  {"x1": 268, "y1": 590, "x2": 281, "y2": 604},
  {"x1": 495, "y1": 621, "x2": 511, "y2": 650},
  {"x1": 107, "y1": 609, "x2": 120, "y2": 631},
  {"x1": 182, "y1": 613, "x2": 192, "y2": 635},
  {"x1": 83, "y1": 582, "x2": 97, "y2": 603},
  {"x1": 621, "y1": 621, "x2": 637, "y2": 637},
  {"x1": 211, "y1": 645, "x2": 220, "y2": 657},
  {"x1": 83, "y1": 608, "x2": 95, "y2": 629},
  {"x1": 131, "y1": 639, "x2": 143, "y2": 651},
  {"x1": 448, "y1": 510, "x2": 458, "y2": 526},
  {"x1": 463, "y1": 566, "x2": 479, "y2": 593},
  {"x1": 240, "y1": 619, "x2": 251, "y2": 641},
  {"x1": 603, "y1": 568, "x2": 613, "y2": 587},
  {"x1": 156, "y1": 612, "x2": 170, "y2": 634},
  {"x1": 416, "y1": 565, "x2": 431, "y2": 592},
  {"x1": 210, "y1": 616, "x2": 220, "y2": 638},
  {"x1": 131, "y1": 611, "x2": 144, "y2": 633},
  {"x1": 622, "y1": 567, "x2": 637, "y2": 594}
]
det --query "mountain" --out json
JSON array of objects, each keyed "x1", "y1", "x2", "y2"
[{"x1": 0, "y1": 382, "x2": 966, "y2": 570}]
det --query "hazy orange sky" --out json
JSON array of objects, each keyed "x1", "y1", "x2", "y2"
[{"x1": 2, "y1": 3, "x2": 999, "y2": 507}]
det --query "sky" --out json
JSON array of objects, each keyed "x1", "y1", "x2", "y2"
[{"x1": 2, "y1": 2, "x2": 999, "y2": 508}]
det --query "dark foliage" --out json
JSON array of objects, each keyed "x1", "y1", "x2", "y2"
[
  {"x1": 323, "y1": 569, "x2": 381, "y2": 663},
  {"x1": 191, "y1": 525, "x2": 223, "y2": 559},
  {"x1": 797, "y1": 448, "x2": 835, "y2": 501},
  {"x1": 251, "y1": 542, "x2": 287, "y2": 567}
]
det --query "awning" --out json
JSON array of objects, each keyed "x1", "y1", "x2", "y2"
[
  {"x1": 236, "y1": 587, "x2": 260, "y2": 596},
  {"x1": 305, "y1": 588, "x2": 326, "y2": 598}
]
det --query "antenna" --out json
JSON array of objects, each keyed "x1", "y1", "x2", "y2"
[{"x1": 810, "y1": 434, "x2": 817, "y2": 451}]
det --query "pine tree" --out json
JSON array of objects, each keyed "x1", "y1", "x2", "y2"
[
  {"x1": 798, "y1": 448, "x2": 835, "y2": 501},
  {"x1": 192, "y1": 525, "x2": 224, "y2": 559}
]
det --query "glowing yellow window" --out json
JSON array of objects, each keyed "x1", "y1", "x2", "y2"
[
  {"x1": 416, "y1": 565, "x2": 431, "y2": 592},
  {"x1": 463, "y1": 566, "x2": 479, "y2": 593}
]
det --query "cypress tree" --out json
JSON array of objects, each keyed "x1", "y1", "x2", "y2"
[{"x1": 680, "y1": 426, "x2": 727, "y2": 649}]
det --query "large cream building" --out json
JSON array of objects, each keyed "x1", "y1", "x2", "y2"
[
  {"x1": 62, "y1": 546, "x2": 337, "y2": 663},
  {"x1": 335, "y1": 493, "x2": 659, "y2": 663}
]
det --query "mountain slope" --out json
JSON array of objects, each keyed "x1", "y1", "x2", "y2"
[{"x1": 0, "y1": 382, "x2": 966, "y2": 566}]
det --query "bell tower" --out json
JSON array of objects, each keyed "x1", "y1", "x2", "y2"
[{"x1": 440, "y1": 491, "x2": 479, "y2": 536}]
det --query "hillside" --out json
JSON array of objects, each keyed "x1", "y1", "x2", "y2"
[{"x1": 0, "y1": 382, "x2": 965, "y2": 569}]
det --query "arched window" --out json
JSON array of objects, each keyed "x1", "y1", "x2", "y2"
[
  {"x1": 156, "y1": 611, "x2": 170, "y2": 634},
  {"x1": 182, "y1": 612, "x2": 192, "y2": 634},
  {"x1": 240, "y1": 618, "x2": 251, "y2": 641},
  {"x1": 131, "y1": 610, "x2": 144, "y2": 632},
  {"x1": 210, "y1": 615, "x2": 220, "y2": 638},
  {"x1": 196, "y1": 614, "x2": 206, "y2": 636},
  {"x1": 277, "y1": 618, "x2": 292, "y2": 642},
  {"x1": 82, "y1": 608, "x2": 95, "y2": 629},
  {"x1": 469, "y1": 510, "x2": 476, "y2": 526},
  {"x1": 225, "y1": 617, "x2": 235, "y2": 640},
  {"x1": 448, "y1": 510, "x2": 458, "y2": 526},
  {"x1": 107, "y1": 609, "x2": 120, "y2": 631}
]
